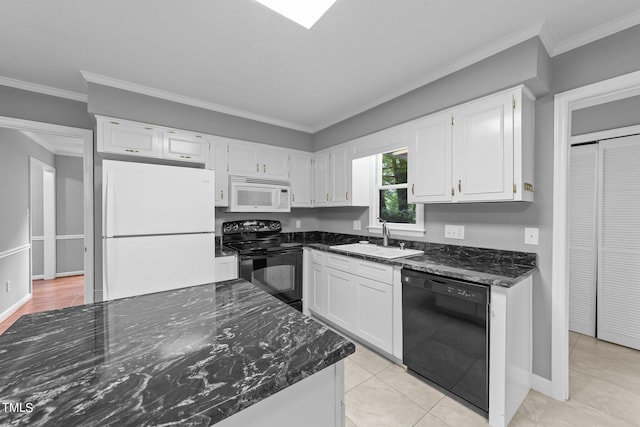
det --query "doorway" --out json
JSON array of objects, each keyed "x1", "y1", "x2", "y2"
[
  {"x1": 552, "y1": 69, "x2": 640, "y2": 400},
  {"x1": 0, "y1": 116, "x2": 93, "y2": 331}
]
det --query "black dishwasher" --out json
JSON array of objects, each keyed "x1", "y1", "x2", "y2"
[{"x1": 402, "y1": 268, "x2": 490, "y2": 413}]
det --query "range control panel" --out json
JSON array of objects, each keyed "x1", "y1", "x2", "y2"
[{"x1": 222, "y1": 220, "x2": 282, "y2": 234}]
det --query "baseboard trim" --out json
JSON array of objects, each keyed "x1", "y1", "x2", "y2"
[
  {"x1": 56, "y1": 271, "x2": 84, "y2": 278},
  {"x1": 32, "y1": 271, "x2": 84, "y2": 281},
  {"x1": 532, "y1": 374, "x2": 554, "y2": 398},
  {"x1": 0, "y1": 293, "x2": 32, "y2": 323}
]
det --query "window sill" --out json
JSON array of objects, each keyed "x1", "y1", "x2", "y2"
[{"x1": 367, "y1": 226, "x2": 425, "y2": 238}]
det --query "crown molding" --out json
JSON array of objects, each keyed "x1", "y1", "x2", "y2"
[
  {"x1": 552, "y1": 8, "x2": 640, "y2": 56},
  {"x1": 311, "y1": 21, "x2": 549, "y2": 132},
  {"x1": 0, "y1": 76, "x2": 87, "y2": 102},
  {"x1": 80, "y1": 70, "x2": 314, "y2": 133}
]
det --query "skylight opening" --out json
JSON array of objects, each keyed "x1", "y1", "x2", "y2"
[{"x1": 255, "y1": 0, "x2": 337, "y2": 29}]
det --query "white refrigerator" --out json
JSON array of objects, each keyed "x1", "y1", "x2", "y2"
[{"x1": 102, "y1": 160, "x2": 215, "y2": 300}]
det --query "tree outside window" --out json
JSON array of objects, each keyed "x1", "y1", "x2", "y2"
[{"x1": 378, "y1": 149, "x2": 416, "y2": 224}]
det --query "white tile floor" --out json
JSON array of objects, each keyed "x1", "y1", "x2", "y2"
[{"x1": 344, "y1": 332, "x2": 640, "y2": 426}]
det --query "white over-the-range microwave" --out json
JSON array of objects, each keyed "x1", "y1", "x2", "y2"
[{"x1": 227, "y1": 176, "x2": 291, "y2": 212}]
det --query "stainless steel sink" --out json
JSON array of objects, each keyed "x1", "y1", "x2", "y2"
[{"x1": 329, "y1": 243, "x2": 424, "y2": 259}]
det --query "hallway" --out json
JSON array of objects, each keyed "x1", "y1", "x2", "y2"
[{"x1": 0, "y1": 275, "x2": 84, "y2": 335}]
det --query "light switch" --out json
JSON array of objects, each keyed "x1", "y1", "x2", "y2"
[
  {"x1": 525, "y1": 227, "x2": 539, "y2": 245},
  {"x1": 353, "y1": 220, "x2": 361, "y2": 231},
  {"x1": 295, "y1": 220, "x2": 301, "y2": 229},
  {"x1": 444, "y1": 224, "x2": 465, "y2": 240}
]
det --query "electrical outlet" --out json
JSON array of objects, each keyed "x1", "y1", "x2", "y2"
[
  {"x1": 295, "y1": 220, "x2": 301, "y2": 229},
  {"x1": 5, "y1": 280, "x2": 10, "y2": 293},
  {"x1": 353, "y1": 220, "x2": 361, "y2": 231},
  {"x1": 444, "y1": 224, "x2": 465, "y2": 240},
  {"x1": 525, "y1": 227, "x2": 539, "y2": 245}
]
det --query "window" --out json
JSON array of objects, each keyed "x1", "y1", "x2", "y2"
[{"x1": 368, "y1": 148, "x2": 424, "y2": 236}]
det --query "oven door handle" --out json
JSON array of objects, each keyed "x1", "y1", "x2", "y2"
[{"x1": 239, "y1": 250, "x2": 302, "y2": 260}]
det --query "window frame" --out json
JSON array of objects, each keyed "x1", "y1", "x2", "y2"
[{"x1": 367, "y1": 151, "x2": 425, "y2": 237}]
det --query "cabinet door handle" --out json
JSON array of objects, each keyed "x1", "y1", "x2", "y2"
[
  {"x1": 263, "y1": 164, "x2": 266, "y2": 173},
  {"x1": 180, "y1": 155, "x2": 191, "y2": 159},
  {"x1": 412, "y1": 183, "x2": 415, "y2": 195},
  {"x1": 292, "y1": 194, "x2": 295, "y2": 202},
  {"x1": 256, "y1": 163, "x2": 259, "y2": 172},
  {"x1": 125, "y1": 149, "x2": 140, "y2": 153},
  {"x1": 458, "y1": 180, "x2": 462, "y2": 192},
  {"x1": 220, "y1": 190, "x2": 224, "y2": 200},
  {"x1": 345, "y1": 191, "x2": 349, "y2": 201},
  {"x1": 326, "y1": 193, "x2": 329, "y2": 202},
  {"x1": 451, "y1": 187, "x2": 455, "y2": 196}
]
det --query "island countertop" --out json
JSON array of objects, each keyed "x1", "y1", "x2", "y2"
[{"x1": 0, "y1": 279, "x2": 354, "y2": 426}]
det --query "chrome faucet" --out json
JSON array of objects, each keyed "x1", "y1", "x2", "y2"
[{"x1": 377, "y1": 217, "x2": 390, "y2": 247}]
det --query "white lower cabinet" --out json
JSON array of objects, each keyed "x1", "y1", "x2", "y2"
[
  {"x1": 305, "y1": 249, "x2": 395, "y2": 355},
  {"x1": 325, "y1": 267, "x2": 356, "y2": 331},
  {"x1": 309, "y1": 260, "x2": 327, "y2": 316},
  {"x1": 354, "y1": 275, "x2": 393, "y2": 353},
  {"x1": 214, "y1": 255, "x2": 238, "y2": 282}
]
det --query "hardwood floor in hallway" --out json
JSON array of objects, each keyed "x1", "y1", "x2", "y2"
[{"x1": 0, "y1": 275, "x2": 84, "y2": 335}]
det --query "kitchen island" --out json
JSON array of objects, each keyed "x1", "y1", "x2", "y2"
[{"x1": 0, "y1": 279, "x2": 354, "y2": 426}]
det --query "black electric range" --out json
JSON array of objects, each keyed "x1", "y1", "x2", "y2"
[{"x1": 222, "y1": 220, "x2": 303, "y2": 311}]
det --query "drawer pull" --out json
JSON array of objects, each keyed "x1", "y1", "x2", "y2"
[
  {"x1": 180, "y1": 155, "x2": 192, "y2": 159},
  {"x1": 125, "y1": 149, "x2": 139, "y2": 153}
]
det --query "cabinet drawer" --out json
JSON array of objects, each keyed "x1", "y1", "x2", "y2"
[
  {"x1": 354, "y1": 259, "x2": 393, "y2": 284},
  {"x1": 326, "y1": 253, "x2": 353, "y2": 272},
  {"x1": 311, "y1": 250, "x2": 325, "y2": 265},
  {"x1": 326, "y1": 252, "x2": 393, "y2": 284}
]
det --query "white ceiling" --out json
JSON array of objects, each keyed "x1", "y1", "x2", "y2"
[{"x1": 2, "y1": 0, "x2": 640, "y2": 133}]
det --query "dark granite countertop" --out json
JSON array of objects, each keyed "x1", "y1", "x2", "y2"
[
  {"x1": 284, "y1": 231, "x2": 536, "y2": 288},
  {"x1": 0, "y1": 279, "x2": 354, "y2": 426}
]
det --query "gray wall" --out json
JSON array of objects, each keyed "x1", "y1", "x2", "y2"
[
  {"x1": 0, "y1": 128, "x2": 55, "y2": 317},
  {"x1": 314, "y1": 23, "x2": 640, "y2": 381},
  {"x1": 55, "y1": 155, "x2": 84, "y2": 274},
  {"x1": 572, "y1": 95, "x2": 640, "y2": 136},
  {"x1": 87, "y1": 83, "x2": 313, "y2": 151},
  {"x1": 313, "y1": 37, "x2": 551, "y2": 150},
  {"x1": 0, "y1": 85, "x2": 92, "y2": 130}
]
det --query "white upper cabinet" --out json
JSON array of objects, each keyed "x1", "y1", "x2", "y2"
[
  {"x1": 289, "y1": 151, "x2": 313, "y2": 207},
  {"x1": 329, "y1": 144, "x2": 351, "y2": 206},
  {"x1": 98, "y1": 117, "x2": 162, "y2": 158},
  {"x1": 97, "y1": 116, "x2": 206, "y2": 164},
  {"x1": 209, "y1": 136, "x2": 230, "y2": 207},
  {"x1": 228, "y1": 140, "x2": 289, "y2": 180},
  {"x1": 162, "y1": 130, "x2": 208, "y2": 163},
  {"x1": 262, "y1": 149, "x2": 289, "y2": 180},
  {"x1": 407, "y1": 85, "x2": 535, "y2": 203},
  {"x1": 313, "y1": 151, "x2": 331, "y2": 207},
  {"x1": 228, "y1": 141, "x2": 261, "y2": 177},
  {"x1": 313, "y1": 143, "x2": 367, "y2": 208},
  {"x1": 452, "y1": 91, "x2": 514, "y2": 201},
  {"x1": 408, "y1": 111, "x2": 453, "y2": 203}
]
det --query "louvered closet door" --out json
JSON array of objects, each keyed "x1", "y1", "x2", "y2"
[
  {"x1": 598, "y1": 135, "x2": 640, "y2": 350},
  {"x1": 569, "y1": 145, "x2": 598, "y2": 336}
]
